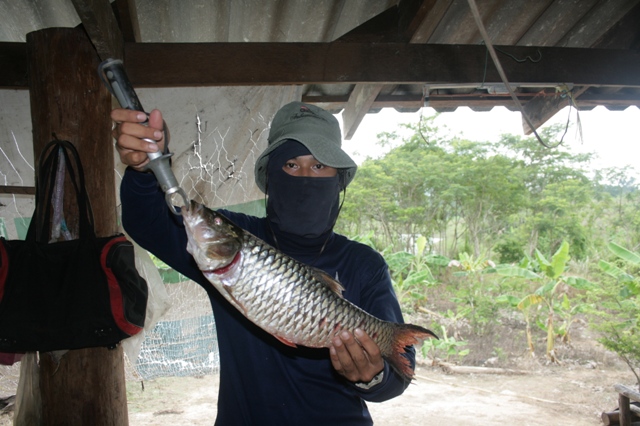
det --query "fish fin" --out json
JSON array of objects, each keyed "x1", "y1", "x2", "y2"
[
  {"x1": 386, "y1": 323, "x2": 439, "y2": 382},
  {"x1": 310, "y1": 267, "x2": 344, "y2": 296},
  {"x1": 274, "y1": 335, "x2": 298, "y2": 348}
]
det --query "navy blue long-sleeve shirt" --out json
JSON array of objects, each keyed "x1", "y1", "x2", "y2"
[{"x1": 120, "y1": 168, "x2": 413, "y2": 425}]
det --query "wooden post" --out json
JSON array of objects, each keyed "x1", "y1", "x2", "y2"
[
  {"x1": 27, "y1": 27, "x2": 128, "y2": 425},
  {"x1": 620, "y1": 393, "x2": 632, "y2": 426},
  {"x1": 615, "y1": 384, "x2": 640, "y2": 426}
]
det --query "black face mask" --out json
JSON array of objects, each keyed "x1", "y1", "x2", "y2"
[{"x1": 266, "y1": 141, "x2": 341, "y2": 238}]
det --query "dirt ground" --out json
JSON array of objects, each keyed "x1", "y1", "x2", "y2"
[
  {"x1": 121, "y1": 361, "x2": 633, "y2": 426},
  {"x1": 0, "y1": 353, "x2": 634, "y2": 425},
  {"x1": 122, "y1": 313, "x2": 638, "y2": 425},
  {"x1": 0, "y1": 321, "x2": 636, "y2": 425}
]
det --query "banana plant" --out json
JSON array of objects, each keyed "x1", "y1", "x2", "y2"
[
  {"x1": 385, "y1": 235, "x2": 449, "y2": 307},
  {"x1": 492, "y1": 241, "x2": 594, "y2": 362},
  {"x1": 599, "y1": 242, "x2": 640, "y2": 298}
]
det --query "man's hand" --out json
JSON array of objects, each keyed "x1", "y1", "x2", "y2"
[
  {"x1": 111, "y1": 108, "x2": 166, "y2": 171},
  {"x1": 330, "y1": 328, "x2": 385, "y2": 384}
]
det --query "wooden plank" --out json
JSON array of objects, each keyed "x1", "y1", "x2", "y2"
[
  {"x1": 0, "y1": 42, "x2": 28, "y2": 88},
  {"x1": 602, "y1": 408, "x2": 640, "y2": 425},
  {"x1": 521, "y1": 86, "x2": 590, "y2": 134},
  {"x1": 338, "y1": 0, "x2": 440, "y2": 138},
  {"x1": 517, "y1": 0, "x2": 600, "y2": 47},
  {"x1": 487, "y1": 0, "x2": 554, "y2": 45},
  {"x1": 615, "y1": 384, "x2": 640, "y2": 426},
  {"x1": 406, "y1": 0, "x2": 453, "y2": 43},
  {"x1": 428, "y1": 0, "x2": 482, "y2": 44},
  {"x1": 304, "y1": 90, "x2": 640, "y2": 110},
  {"x1": 342, "y1": 83, "x2": 385, "y2": 139},
  {"x1": 558, "y1": 0, "x2": 640, "y2": 48},
  {"x1": 112, "y1": 0, "x2": 141, "y2": 43},
  {"x1": 336, "y1": 2, "x2": 399, "y2": 42},
  {"x1": 3, "y1": 42, "x2": 640, "y2": 89},
  {"x1": 70, "y1": 0, "x2": 124, "y2": 60},
  {"x1": 558, "y1": 90, "x2": 640, "y2": 107},
  {"x1": 620, "y1": 393, "x2": 632, "y2": 426},
  {"x1": 337, "y1": 1, "x2": 402, "y2": 134},
  {"x1": 616, "y1": 384, "x2": 640, "y2": 402},
  {"x1": 303, "y1": 94, "x2": 424, "y2": 110},
  {"x1": 340, "y1": 0, "x2": 450, "y2": 137},
  {"x1": 0, "y1": 186, "x2": 36, "y2": 195},
  {"x1": 592, "y1": 1, "x2": 640, "y2": 50},
  {"x1": 521, "y1": 91, "x2": 570, "y2": 134},
  {"x1": 27, "y1": 27, "x2": 127, "y2": 425},
  {"x1": 119, "y1": 43, "x2": 640, "y2": 88}
]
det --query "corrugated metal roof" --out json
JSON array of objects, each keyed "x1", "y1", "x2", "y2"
[{"x1": 0, "y1": 0, "x2": 397, "y2": 43}]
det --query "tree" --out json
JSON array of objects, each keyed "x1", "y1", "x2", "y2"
[
  {"x1": 529, "y1": 179, "x2": 593, "y2": 258},
  {"x1": 591, "y1": 242, "x2": 640, "y2": 390},
  {"x1": 340, "y1": 114, "x2": 452, "y2": 252}
]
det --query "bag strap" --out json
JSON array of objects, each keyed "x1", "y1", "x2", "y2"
[{"x1": 26, "y1": 139, "x2": 96, "y2": 243}]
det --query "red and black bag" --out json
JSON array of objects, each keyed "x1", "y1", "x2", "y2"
[{"x1": 0, "y1": 139, "x2": 147, "y2": 352}]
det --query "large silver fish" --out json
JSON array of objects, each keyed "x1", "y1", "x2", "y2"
[{"x1": 182, "y1": 200, "x2": 437, "y2": 381}]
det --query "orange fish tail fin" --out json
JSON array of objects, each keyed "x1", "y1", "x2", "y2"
[{"x1": 387, "y1": 323, "x2": 438, "y2": 382}]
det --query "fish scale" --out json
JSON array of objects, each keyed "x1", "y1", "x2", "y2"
[
  {"x1": 183, "y1": 200, "x2": 438, "y2": 381},
  {"x1": 234, "y1": 235, "x2": 406, "y2": 351}
]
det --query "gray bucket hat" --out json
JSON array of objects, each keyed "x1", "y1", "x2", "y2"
[{"x1": 254, "y1": 101, "x2": 357, "y2": 193}]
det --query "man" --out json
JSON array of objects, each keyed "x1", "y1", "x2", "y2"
[{"x1": 112, "y1": 101, "x2": 415, "y2": 425}]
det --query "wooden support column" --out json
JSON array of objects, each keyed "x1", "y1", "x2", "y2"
[{"x1": 27, "y1": 27, "x2": 127, "y2": 425}]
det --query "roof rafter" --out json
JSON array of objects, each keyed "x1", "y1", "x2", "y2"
[
  {"x1": 70, "y1": 0, "x2": 124, "y2": 60},
  {"x1": 339, "y1": 0, "x2": 451, "y2": 139}
]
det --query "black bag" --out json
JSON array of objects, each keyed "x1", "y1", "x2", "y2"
[{"x1": 0, "y1": 139, "x2": 148, "y2": 352}]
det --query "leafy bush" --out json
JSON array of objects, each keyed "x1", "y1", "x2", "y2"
[
  {"x1": 494, "y1": 236, "x2": 525, "y2": 264},
  {"x1": 589, "y1": 242, "x2": 640, "y2": 389}
]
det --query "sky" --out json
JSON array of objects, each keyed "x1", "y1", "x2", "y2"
[{"x1": 339, "y1": 105, "x2": 640, "y2": 178}]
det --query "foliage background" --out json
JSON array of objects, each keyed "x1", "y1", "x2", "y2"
[{"x1": 335, "y1": 113, "x2": 640, "y2": 388}]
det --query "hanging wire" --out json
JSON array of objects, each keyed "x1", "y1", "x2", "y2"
[
  {"x1": 466, "y1": 0, "x2": 573, "y2": 149},
  {"x1": 480, "y1": 41, "x2": 582, "y2": 146},
  {"x1": 492, "y1": 46, "x2": 542, "y2": 63}
]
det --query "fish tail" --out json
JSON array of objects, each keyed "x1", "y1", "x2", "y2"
[{"x1": 387, "y1": 323, "x2": 438, "y2": 381}]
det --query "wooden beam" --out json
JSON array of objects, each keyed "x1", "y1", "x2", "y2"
[
  {"x1": 557, "y1": 0, "x2": 639, "y2": 48},
  {"x1": 303, "y1": 94, "x2": 424, "y2": 110},
  {"x1": 336, "y1": 3, "x2": 400, "y2": 43},
  {"x1": 70, "y1": 0, "x2": 124, "y2": 60},
  {"x1": 0, "y1": 186, "x2": 36, "y2": 195},
  {"x1": 516, "y1": 0, "x2": 640, "y2": 134},
  {"x1": 342, "y1": 83, "x2": 385, "y2": 139},
  {"x1": 123, "y1": 43, "x2": 640, "y2": 88},
  {"x1": 0, "y1": 42, "x2": 28, "y2": 89},
  {"x1": 27, "y1": 27, "x2": 126, "y2": 425},
  {"x1": 572, "y1": 91, "x2": 640, "y2": 107},
  {"x1": 304, "y1": 90, "x2": 640, "y2": 111},
  {"x1": 337, "y1": 2, "x2": 404, "y2": 138},
  {"x1": 405, "y1": 0, "x2": 453, "y2": 43},
  {"x1": 614, "y1": 384, "x2": 640, "y2": 426},
  {"x1": 112, "y1": 0, "x2": 141, "y2": 43},
  {"x1": 341, "y1": 0, "x2": 449, "y2": 141},
  {"x1": 592, "y1": 1, "x2": 640, "y2": 50},
  {"x1": 521, "y1": 86, "x2": 590, "y2": 134},
  {"x1": 3, "y1": 43, "x2": 640, "y2": 89}
]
